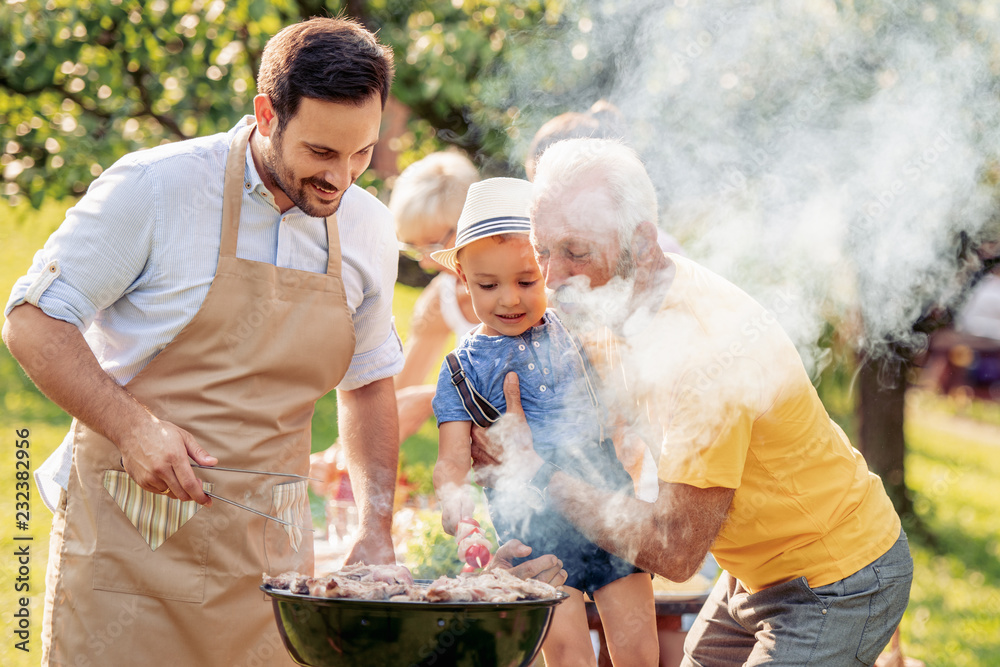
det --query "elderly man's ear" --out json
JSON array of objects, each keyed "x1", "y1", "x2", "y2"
[
  {"x1": 630, "y1": 220, "x2": 675, "y2": 297},
  {"x1": 632, "y1": 220, "x2": 661, "y2": 260}
]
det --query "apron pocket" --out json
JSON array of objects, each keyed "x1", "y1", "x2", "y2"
[
  {"x1": 264, "y1": 480, "x2": 312, "y2": 572},
  {"x1": 94, "y1": 470, "x2": 213, "y2": 602}
]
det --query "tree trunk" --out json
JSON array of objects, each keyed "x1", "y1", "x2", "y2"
[{"x1": 856, "y1": 350, "x2": 919, "y2": 529}]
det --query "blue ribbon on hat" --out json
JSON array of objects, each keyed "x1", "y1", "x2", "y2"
[{"x1": 454, "y1": 215, "x2": 532, "y2": 247}]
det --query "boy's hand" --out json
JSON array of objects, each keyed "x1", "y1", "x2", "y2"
[{"x1": 439, "y1": 485, "x2": 475, "y2": 535}]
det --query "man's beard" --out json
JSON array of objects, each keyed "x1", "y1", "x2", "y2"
[
  {"x1": 263, "y1": 130, "x2": 343, "y2": 218},
  {"x1": 550, "y1": 251, "x2": 637, "y2": 334},
  {"x1": 615, "y1": 241, "x2": 636, "y2": 280}
]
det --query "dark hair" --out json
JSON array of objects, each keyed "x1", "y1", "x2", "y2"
[
  {"x1": 257, "y1": 17, "x2": 395, "y2": 130},
  {"x1": 525, "y1": 100, "x2": 627, "y2": 179}
]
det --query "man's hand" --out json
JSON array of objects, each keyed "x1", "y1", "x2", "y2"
[
  {"x1": 119, "y1": 417, "x2": 216, "y2": 505},
  {"x1": 470, "y1": 372, "x2": 543, "y2": 489},
  {"x1": 488, "y1": 539, "x2": 567, "y2": 587},
  {"x1": 344, "y1": 529, "x2": 396, "y2": 566}
]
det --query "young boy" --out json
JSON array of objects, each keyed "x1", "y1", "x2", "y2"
[{"x1": 430, "y1": 177, "x2": 658, "y2": 666}]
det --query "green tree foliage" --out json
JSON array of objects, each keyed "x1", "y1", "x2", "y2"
[
  {"x1": 0, "y1": 0, "x2": 557, "y2": 207},
  {"x1": 0, "y1": 0, "x2": 294, "y2": 205},
  {"x1": 357, "y1": 1, "x2": 552, "y2": 169}
]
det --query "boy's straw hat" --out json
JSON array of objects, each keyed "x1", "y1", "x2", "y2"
[{"x1": 430, "y1": 177, "x2": 533, "y2": 273}]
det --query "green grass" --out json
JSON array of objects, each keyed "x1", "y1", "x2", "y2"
[
  {"x1": 0, "y1": 201, "x2": 71, "y2": 664},
  {"x1": 2, "y1": 199, "x2": 999, "y2": 665},
  {"x1": 0, "y1": 419, "x2": 65, "y2": 666},
  {"x1": 909, "y1": 388, "x2": 1000, "y2": 430},
  {"x1": 899, "y1": 414, "x2": 1000, "y2": 666}
]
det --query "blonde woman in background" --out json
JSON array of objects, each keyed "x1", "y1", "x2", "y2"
[{"x1": 391, "y1": 151, "x2": 483, "y2": 442}]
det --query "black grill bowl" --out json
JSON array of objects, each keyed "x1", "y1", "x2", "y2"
[{"x1": 262, "y1": 583, "x2": 566, "y2": 667}]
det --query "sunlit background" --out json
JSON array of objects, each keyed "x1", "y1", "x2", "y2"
[{"x1": 2, "y1": 1, "x2": 1000, "y2": 665}]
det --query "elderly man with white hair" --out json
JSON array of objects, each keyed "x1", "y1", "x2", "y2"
[{"x1": 472, "y1": 138, "x2": 912, "y2": 666}]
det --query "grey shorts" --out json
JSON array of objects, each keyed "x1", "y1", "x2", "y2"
[{"x1": 681, "y1": 529, "x2": 913, "y2": 667}]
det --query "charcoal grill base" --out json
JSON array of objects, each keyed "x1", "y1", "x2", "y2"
[{"x1": 264, "y1": 585, "x2": 564, "y2": 667}]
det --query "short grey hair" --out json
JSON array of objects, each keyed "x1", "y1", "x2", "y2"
[
  {"x1": 531, "y1": 138, "x2": 658, "y2": 245},
  {"x1": 389, "y1": 151, "x2": 480, "y2": 241}
]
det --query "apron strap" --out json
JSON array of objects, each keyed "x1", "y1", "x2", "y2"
[
  {"x1": 324, "y1": 213, "x2": 342, "y2": 276},
  {"x1": 220, "y1": 123, "x2": 254, "y2": 259}
]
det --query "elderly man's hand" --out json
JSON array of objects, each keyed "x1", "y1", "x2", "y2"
[
  {"x1": 487, "y1": 539, "x2": 567, "y2": 588},
  {"x1": 470, "y1": 372, "x2": 544, "y2": 488}
]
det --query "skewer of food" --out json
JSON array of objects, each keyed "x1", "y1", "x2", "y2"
[{"x1": 455, "y1": 516, "x2": 492, "y2": 569}]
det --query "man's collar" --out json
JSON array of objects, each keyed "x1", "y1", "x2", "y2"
[{"x1": 239, "y1": 118, "x2": 279, "y2": 210}]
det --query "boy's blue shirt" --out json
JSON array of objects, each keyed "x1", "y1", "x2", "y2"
[{"x1": 432, "y1": 309, "x2": 602, "y2": 452}]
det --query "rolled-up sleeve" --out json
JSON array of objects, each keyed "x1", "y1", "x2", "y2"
[
  {"x1": 337, "y1": 198, "x2": 405, "y2": 390},
  {"x1": 338, "y1": 325, "x2": 404, "y2": 391},
  {"x1": 5, "y1": 158, "x2": 155, "y2": 329}
]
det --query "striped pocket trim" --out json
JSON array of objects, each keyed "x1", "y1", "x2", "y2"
[
  {"x1": 272, "y1": 481, "x2": 308, "y2": 553},
  {"x1": 102, "y1": 470, "x2": 213, "y2": 551}
]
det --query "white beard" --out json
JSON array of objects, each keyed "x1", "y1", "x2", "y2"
[{"x1": 549, "y1": 273, "x2": 636, "y2": 334}]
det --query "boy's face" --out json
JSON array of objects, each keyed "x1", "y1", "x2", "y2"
[{"x1": 457, "y1": 235, "x2": 546, "y2": 337}]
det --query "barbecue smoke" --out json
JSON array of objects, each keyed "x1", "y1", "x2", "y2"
[
  {"x1": 492, "y1": 0, "x2": 1000, "y2": 371},
  {"x1": 461, "y1": 0, "x2": 1000, "y2": 569}
]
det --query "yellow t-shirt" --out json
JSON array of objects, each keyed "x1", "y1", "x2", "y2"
[{"x1": 592, "y1": 254, "x2": 900, "y2": 592}]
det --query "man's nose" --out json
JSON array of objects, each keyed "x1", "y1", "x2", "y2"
[
  {"x1": 541, "y1": 257, "x2": 567, "y2": 291},
  {"x1": 323, "y1": 161, "x2": 352, "y2": 191}
]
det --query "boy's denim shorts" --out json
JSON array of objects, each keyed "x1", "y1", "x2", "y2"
[{"x1": 681, "y1": 529, "x2": 913, "y2": 666}]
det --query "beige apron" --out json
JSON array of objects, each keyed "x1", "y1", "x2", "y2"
[{"x1": 41, "y1": 123, "x2": 356, "y2": 666}]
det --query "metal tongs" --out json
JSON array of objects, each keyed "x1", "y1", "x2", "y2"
[
  {"x1": 191, "y1": 463, "x2": 324, "y2": 483},
  {"x1": 192, "y1": 462, "x2": 321, "y2": 531}
]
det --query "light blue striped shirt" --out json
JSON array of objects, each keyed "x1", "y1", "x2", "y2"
[{"x1": 7, "y1": 116, "x2": 404, "y2": 508}]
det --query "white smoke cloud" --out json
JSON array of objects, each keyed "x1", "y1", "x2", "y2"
[{"x1": 490, "y1": 0, "x2": 1000, "y2": 373}]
